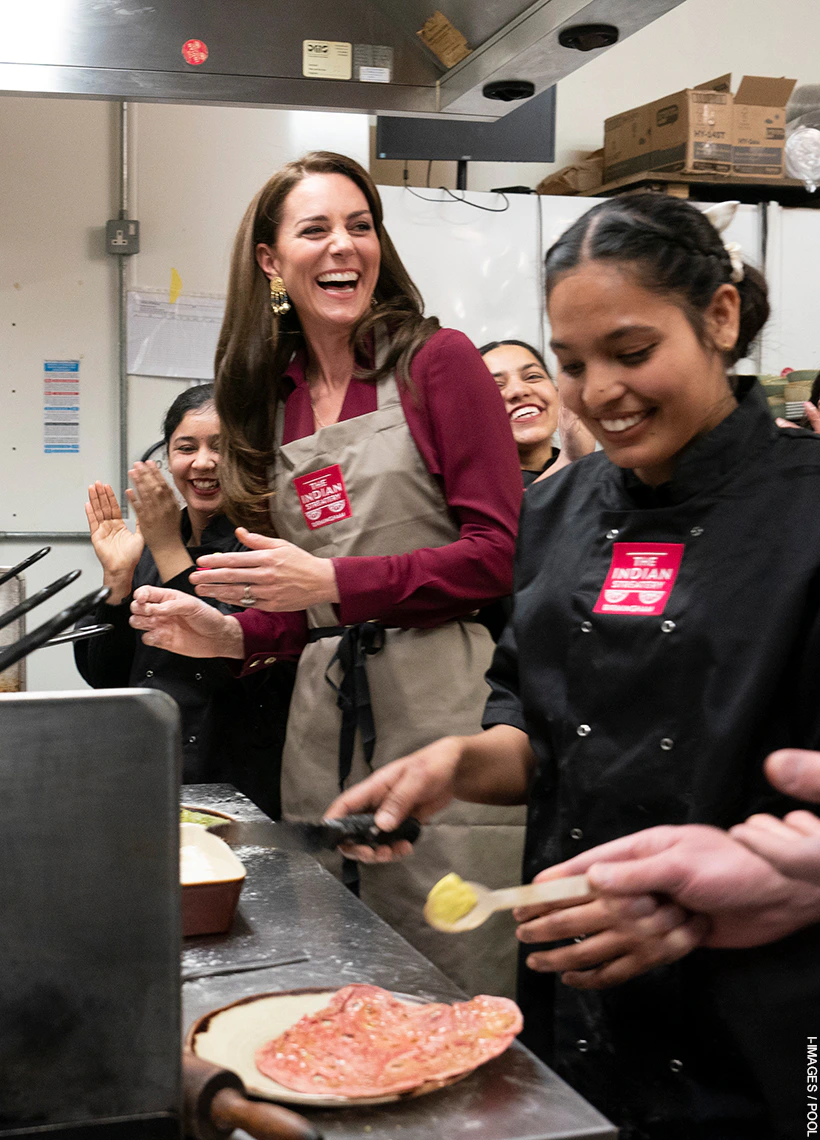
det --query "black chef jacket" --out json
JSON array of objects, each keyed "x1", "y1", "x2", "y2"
[
  {"x1": 74, "y1": 511, "x2": 294, "y2": 812},
  {"x1": 484, "y1": 379, "x2": 820, "y2": 1140}
]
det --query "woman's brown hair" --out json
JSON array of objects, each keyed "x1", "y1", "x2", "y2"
[{"x1": 215, "y1": 151, "x2": 440, "y2": 532}]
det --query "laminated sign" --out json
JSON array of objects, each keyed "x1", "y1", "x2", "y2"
[
  {"x1": 593, "y1": 542, "x2": 684, "y2": 616},
  {"x1": 294, "y1": 465, "x2": 352, "y2": 530}
]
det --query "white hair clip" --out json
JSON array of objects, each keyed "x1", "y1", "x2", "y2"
[{"x1": 702, "y1": 201, "x2": 745, "y2": 284}]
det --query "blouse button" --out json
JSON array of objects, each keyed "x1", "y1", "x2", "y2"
[
  {"x1": 660, "y1": 620, "x2": 676, "y2": 633},
  {"x1": 570, "y1": 827, "x2": 584, "y2": 841},
  {"x1": 660, "y1": 737, "x2": 674, "y2": 751},
  {"x1": 145, "y1": 669, "x2": 154, "y2": 678},
  {"x1": 576, "y1": 724, "x2": 591, "y2": 737},
  {"x1": 576, "y1": 1039, "x2": 590, "y2": 1053},
  {"x1": 669, "y1": 1058, "x2": 683, "y2": 1074},
  {"x1": 605, "y1": 529, "x2": 619, "y2": 540},
  {"x1": 690, "y1": 526, "x2": 704, "y2": 537},
  {"x1": 580, "y1": 621, "x2": 593, "y2": 633}
]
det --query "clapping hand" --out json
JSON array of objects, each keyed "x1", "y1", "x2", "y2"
[
  {"x1": 126, "y1": 461, "x2": 182, "y2": 553},
  {"x1": 85, "y1": 482, "x2": 144, "y2": 604},
  {"x1": 127, "y1": 461, "x2": 191, "y2": 583}
]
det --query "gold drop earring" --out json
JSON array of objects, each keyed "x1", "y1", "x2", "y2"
[{"x1": 269, "y1": 276, "x2": 291, "y2": 316}]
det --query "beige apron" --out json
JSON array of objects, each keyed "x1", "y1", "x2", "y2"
[{"x1": 271, "y1": 365, "x2": 525, "y2": 998}]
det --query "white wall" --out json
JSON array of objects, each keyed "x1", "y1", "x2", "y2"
[{"x1": 0, "y1": 97, "x2": 369, "y2": 691}]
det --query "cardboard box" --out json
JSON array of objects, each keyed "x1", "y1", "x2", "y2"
[
  {"x1": 732, "y1": 75, "x2": 796, "y2": 177},
  {"x1": 603, "y1": 74, "x2": 796, "y2": 183},
  {"x1": 604, "y1": 76, "x2": 732, "y2": 182}
]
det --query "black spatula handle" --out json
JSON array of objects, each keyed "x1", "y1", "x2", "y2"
[{"x1": 322, "y1": 814, "x2": 421, "y2": 848}]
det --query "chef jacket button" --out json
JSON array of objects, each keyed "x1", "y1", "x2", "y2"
[
  {"x1": 570, "y1": 827, "x2": 584, "y2": 840},
  {"x1": 660, "y1": 620, "x2": 676, "y2": 633},
  {"x1": 264, "y1": 656, "x2": 277, "y2": 665},
  {"x1": 669, "y1": 1058, "x2": 683, "y2": 1073},
  {"x1": 576, "y1": 724, "x2": 591, "y2": 737},
  {"x1": 580, "y1": 621, "x2": 593, "y2": 633},
  {"x1": 690, "y1": 525, "x2": 704, "y2": 537},
  {"x1": 605, "y1": 529, "x2": 619, "y2": 540},
  {"x1": 576, "y1": 1039, "x2": 590, "y2": 1053},
  {"x1": 187, "y1": 735, "x2": 197, "y2": 745},
  {"x1": 145, "y1": 669, "x2": 154, "y2": 678},
  {"x1": 660, "y1": 737, "x2": 674, "y2": 751},
  {"x1": 194, "y1": 672, "x2": 203, "y2": 681}
]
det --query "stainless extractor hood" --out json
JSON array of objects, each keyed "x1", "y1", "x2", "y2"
[{"x1": 0, "y1": 0, "x2": 688, "y2": 119}]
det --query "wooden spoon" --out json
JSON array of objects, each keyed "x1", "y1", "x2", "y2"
[{"x1": 424, "y1": 875, "x2": 593, "y2": 933}]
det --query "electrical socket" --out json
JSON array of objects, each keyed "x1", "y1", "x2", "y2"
[{"x1": 106, "y1": 219, "x2": 140, "y2": 255}]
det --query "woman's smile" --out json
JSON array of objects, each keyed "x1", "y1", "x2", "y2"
[
  {"x1": 257, "y1": 173, "x2": 381, "y2": 335},
  {"x1": 550, "y1": 262, "x2": 736, "y2": 486}
]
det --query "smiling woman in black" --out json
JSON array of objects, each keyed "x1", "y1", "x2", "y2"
[{"x1": 328, "y1": 194, "x2": 820, "y2": 1139}]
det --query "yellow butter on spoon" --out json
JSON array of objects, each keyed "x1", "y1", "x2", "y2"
[{"x1": 426, "y1": 872, "x2": 479, "y2": 926}]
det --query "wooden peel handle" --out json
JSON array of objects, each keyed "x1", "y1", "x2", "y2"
[
  {"x1": 182, "y1": 1051, "x2": 322, "y2": 1140},
  {"x1": 211, "y1": 1085, "x2": 323, "y2": 1140}
]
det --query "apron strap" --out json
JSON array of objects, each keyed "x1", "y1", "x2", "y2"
[{"x1": 309, "y1": 622, "x2": 387, "y2": 791}]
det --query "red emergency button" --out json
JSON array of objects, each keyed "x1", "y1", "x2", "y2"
[{"x1": 182, "y1": 39, "x2": 209, "y2": 66}]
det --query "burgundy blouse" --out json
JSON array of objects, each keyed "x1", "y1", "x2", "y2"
[{"x1": 236, "y1": 327, "x2": 522, "y2": 663}]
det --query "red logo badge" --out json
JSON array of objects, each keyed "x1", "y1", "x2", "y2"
[
  {"x1": 181, "y1": 39, "x2": 209, "y2": 66},
  {"x1": 293, "y1": 464, "x2": 352, "y2": 530},
  {"x1": 593, "y1": 542, "x2": 684, "y2": 616}
]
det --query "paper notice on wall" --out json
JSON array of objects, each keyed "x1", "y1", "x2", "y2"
[
  {"x1": 127, "y1": 290, "x2": 225, "y2": 379},
  {"x1": 43, "y1": 360, "x2": 80, "y2": 454}
]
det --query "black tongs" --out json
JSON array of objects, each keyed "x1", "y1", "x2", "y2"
[
  {"x1": 0, "y1": 586, "x2": 111, "y2": 673},
  {"x1": 0, "y1": 546, "x2": 50, "y2": 590}
]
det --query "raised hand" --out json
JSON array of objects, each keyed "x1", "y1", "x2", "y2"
[
  {"x1": 85, "y1": 481, "x2": 144, "y2": 604},
  {"x1": 557, "y1": 402, "x2": 597, "y2": 462},
  {"x1": 127, "y1": 461, "x2": 191, "y2": 582},
  {"x1": 127, "y1": 461, "x2": 183, "y2": 553},
  {"x1": 190, "y1": 527, "x2": 340, "y2": 611},
  {"x1": 130, "y1": 585, "x2": 245, "y2": 659}
]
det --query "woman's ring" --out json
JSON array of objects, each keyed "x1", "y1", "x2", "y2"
[{"x1": 241, "y1": 584, "x2": 257, "y2": 607}]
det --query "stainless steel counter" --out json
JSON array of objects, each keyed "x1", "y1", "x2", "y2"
[{"x1": 181, "y1": 785, "x2": 616, "y2": 1140}]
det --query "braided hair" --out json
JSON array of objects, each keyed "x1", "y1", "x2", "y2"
[{"x1": 544, "y1": 194, "x2": 769, "y2": 365}]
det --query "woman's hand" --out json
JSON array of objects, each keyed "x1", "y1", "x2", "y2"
[
  {"x1": 127, "y1": 461, "x2": 192, "y2": 582},
  {"x1": 514, "y1": 889, "x2": 705, "y2": 990},
  {"x1": 191, "y1": 528, "x2": 340, "y2": 611},
  {"x1": 557, "y1": 403, "x2": 597, "y2": 462},
  {"x1": 85, "y1": 481, "x2": 144, "y2": 604},
  {"x1": 127, "y1": 461, "x2": 184, "y2": 551},
  {"x1": 323, "y1": 737, "x2": 466, "y2": 863},
  {"x1": 130, "y1": 586, "x2": 245, "y2": 658}
]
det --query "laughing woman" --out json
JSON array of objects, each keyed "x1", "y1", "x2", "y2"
[
  {"x1": 129, "y1": 152, "x2": 525, "y2": 998},
  {"x1": 76, "y1": 384, "x2": 294, "y2": 811},
  {"x1": 479, "y1": 339, "x2": 595, "y2": 485}
]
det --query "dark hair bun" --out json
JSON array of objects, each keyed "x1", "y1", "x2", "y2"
[{"x1": 545, "y1": 193, "x2": 769, "y2": 363}]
